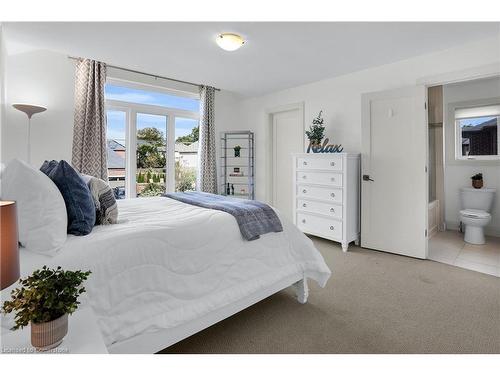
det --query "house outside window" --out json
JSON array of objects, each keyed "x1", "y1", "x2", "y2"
[
  {"x1": 105, "y1": 80, "x2": 200, "y2": 199},
  {"x1": 455, "y1": 104, "x2": 500, "y2": 161}
]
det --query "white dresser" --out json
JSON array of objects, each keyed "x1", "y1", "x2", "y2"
[{"x1": 293, "y1": 153, "x2": 360, "y2": 252}]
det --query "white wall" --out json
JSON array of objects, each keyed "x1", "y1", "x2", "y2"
[
  {"x1": 230, "y1": 36, "x2": 500, "y2": 203},
  {"x1": 442, "y1": 77, "x2": 500, "y2": 236},
  {"x1": 0, "y1": 45, "x2": 242, "y2": 174},
  {"x1": 2, "y1": 48, "x2": 75, "y2": 168}
]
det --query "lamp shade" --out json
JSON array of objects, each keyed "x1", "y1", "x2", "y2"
[
  {"x1": 1, "y1": 201, "x2": 20, "y2": 289},
  {"x1": 12, "y1": 103, "x2": 47, "y2": 119}
]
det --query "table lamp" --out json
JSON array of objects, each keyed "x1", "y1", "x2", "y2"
[{"x1": 1, "y1": 201, "x2": 20, "y2": 289}]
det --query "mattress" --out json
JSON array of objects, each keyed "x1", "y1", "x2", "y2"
[{"x1": 1, "y1": 197, "x2": 331, "y2": 347}]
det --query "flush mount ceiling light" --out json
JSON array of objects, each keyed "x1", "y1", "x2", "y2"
[{"x1": 216, "y1": 33, "x2": 245, "y2": 51}]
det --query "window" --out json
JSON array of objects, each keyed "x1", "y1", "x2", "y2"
[
  {"x1": 106, "y1": 110, "x2": 127, "y2": 199},
  {"x1": 175, "y1": 117, "x2": 199, "y2": 192},
  {"x1": 105, "y1": 80, "x2": 200, "y2": 199},
  {"x1": 136, "y1": 113, "x2": 167, "y2": 197},
  {"x1": 455, "y1": 104, "x2": 500, "y2": 160}
]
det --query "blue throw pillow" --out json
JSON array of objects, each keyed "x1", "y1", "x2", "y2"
[
  {"x1": 40, "y1": 160, "x2": 59, "y2": 175},
  {"x1": 40, "y1": 160, "x2": 96, "y2": 235}
]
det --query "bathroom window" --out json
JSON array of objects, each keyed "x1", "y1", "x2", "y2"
[{"x1": 455, "y1": 104, "x2": 500, "y2": 160}]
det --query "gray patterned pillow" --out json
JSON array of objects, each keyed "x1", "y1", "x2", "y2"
[{"x1": 80, "y1": 174, "x2": 118, "y2": 225}]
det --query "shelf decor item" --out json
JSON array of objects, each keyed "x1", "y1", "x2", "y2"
[
  {"x1": 1, "y1": 266, "x2": 91, "y2": 351},
  {"x1": 221, "y1": 131, "x2": 254, "y2": 199},
  {"x1": 233, "y1": 145, "x2": 241, "y2": 157},
  {"x1": 471, "y1": 173, "x2": 483, "y2": 189},
  {"x1": 305, "y1": 110, "x2": 326, "y2": 152}
]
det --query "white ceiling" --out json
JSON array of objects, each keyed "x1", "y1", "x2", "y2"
[{"x1": 4, "y1": 22, "x2": 500, "y2": 97}]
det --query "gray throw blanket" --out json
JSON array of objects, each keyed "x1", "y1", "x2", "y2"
[{"x1": 164, "y1": 192, "x2": 283, "y2": 241}]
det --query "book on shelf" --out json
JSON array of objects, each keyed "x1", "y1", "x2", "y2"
[{"x1": 229, "y1": 173, "x2": 244, "y2": 177}]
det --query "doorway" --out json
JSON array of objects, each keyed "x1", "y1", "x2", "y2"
[
  {"x1": 268, "y1": 103, "x2": 304, "y2": 222},
  {"x1": 427, "y1": 76, "x2": 500, "y2": 277}
]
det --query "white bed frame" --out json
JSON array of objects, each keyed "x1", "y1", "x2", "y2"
[{"x1": 108, "y1": 275, "x2": 309, "y2": 354}]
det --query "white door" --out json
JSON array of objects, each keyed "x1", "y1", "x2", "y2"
[
  {"x1": 272, "y1": 109, "x2": 303, "y2": 222},
  {"x1": 361, "y1": 86, "x2": 428, "y2": 259}
]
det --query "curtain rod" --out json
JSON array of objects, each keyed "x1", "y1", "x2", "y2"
[{"x1": 68, "y1": 56, "x2": 221, "y2": 91}]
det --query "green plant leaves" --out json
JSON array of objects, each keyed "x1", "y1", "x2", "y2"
[
  {"x1": 306, "y1": 110, "x2": 326, "y2": 145},
  {"x1": 1, "y1": 266, "x2": 91, "y2": 330}
]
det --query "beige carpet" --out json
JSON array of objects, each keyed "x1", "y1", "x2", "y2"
[{"x1": 161, "y1": 236, "x2": 500, "y2": 354}]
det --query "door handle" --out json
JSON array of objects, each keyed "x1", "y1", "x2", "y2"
[{"x1": 362, "y1": 174, "x2": 374, "y2": 182}]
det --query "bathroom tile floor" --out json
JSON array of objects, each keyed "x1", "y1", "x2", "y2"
[{"x1": 428, "y1": 230, "x2": 500, "y2": 277}]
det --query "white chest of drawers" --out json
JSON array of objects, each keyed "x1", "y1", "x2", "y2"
[{"x1": 293, "y1": 153, "x2": 360, "y2": 252}]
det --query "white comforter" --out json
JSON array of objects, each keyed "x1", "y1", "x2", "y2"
[{"x1": 2, "y1": 197, "x2": 331, "y2": 347}]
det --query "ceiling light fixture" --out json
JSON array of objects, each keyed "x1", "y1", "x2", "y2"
[{"x1": 216, "y1": 33, "x2": 245, "y2": 51}]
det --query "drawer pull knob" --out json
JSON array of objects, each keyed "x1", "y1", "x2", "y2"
[
  {"x1": 302, "y1": 203, "x2": 307, "y2": 208},
  {"x1": 331, "y1": 177, "x2": 335, "y2": 181},
  {"x1": 330, "y1": 208, "x2": 335, "y2": 213},
  {"x1": 330, "y1": 193, "x2": 335, "y2": 198},
  {"x1": 303, "y1": 161, "x2": 307, "y2": 166},
  {"x1": 330, "y1": 226, "x2": 334, "y2": 230},
  {"x1": 302, "y1": 219, "x2": 306, "y2": 224},
  {"x1": 302, "y1": 175, "x2": 307, "y2": 179},
  {"x1": 330, "y1": 162, "x2": 335, "y2": 166},
  {"x1": 303, "y1": 189, "x2": 307, "y2": 194}
]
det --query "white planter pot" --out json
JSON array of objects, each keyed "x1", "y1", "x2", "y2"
[{"x1": 31, "y1": 313, "x2": 68, "y2": 351}]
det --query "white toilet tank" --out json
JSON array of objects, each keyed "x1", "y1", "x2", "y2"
[{"x1": 460, "y1": 187, "x2": 496, "y2": 212}]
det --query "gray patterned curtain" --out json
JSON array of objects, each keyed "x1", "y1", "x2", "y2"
[
  {"x1": 71, "y1": 58, "x2": 108, "y2": 180},
  {"x1": 198, "y1": 86, "x2": 217, "y2": 193}
]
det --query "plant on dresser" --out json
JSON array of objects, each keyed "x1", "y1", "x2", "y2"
[
  {"x1": 305, "y1": 111, "x2": 326, "y2": 146},
  {"x1": 292, "y1": 153, "x2": 360, "y2": 252},
  {"x1": 2, "y1": 266, "x2": 91, "y2": 351}
]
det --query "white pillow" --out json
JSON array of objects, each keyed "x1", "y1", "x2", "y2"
[{"x1": 1, "y1": 159, "x2": 67, "y2": 255}]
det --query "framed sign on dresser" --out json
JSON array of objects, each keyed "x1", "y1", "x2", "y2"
[{"x1": 292, "y1": 153, "x2": 361, "y2": 252}]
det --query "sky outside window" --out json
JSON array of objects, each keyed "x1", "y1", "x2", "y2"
[
  {"x1": 459, "y1": 116, "x2": 496, "y2": 128},
  {"x1": 137, "y1": 113, "x2": 167, "y2": 140},
  {"x1": 106, "y1": 110, "x2": 126, "y2": 145},
  {"x1": 105, "y1": 84, "x2": 199, "y2": 111},
  {"x1": 105, "y1": 84, "x2": 199, "y2": 143},
  {"x1": 175, "y1": 117, "x2": 199, "y2": 139}
]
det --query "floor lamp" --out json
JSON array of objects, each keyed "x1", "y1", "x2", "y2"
[{"x1": 12, "y1": 103, "x2": 47, "y2": 164}]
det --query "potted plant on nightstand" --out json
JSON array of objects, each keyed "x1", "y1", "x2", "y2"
[
  {"x1": 2, "y1": 266, "x2": 91, "y2": 351},
  {"x1": 471, "y1": 173, "x2": 483, "y2": 189}
]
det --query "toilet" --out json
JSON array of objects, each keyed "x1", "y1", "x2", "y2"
[{"x1": 459, "y1": 187, "x2": 496, "y2": 245}]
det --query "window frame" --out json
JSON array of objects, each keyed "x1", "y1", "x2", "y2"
[
  {"x1": 454, "y1": 105, "x2": 500, "y2": 162},
  {"x1": 105, "y1": 79, "x2": 200, "y2": 198}
]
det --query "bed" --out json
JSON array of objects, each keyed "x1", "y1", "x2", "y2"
[{"x1": 1, "y1": 196, "x2": 331, "y2": 354}]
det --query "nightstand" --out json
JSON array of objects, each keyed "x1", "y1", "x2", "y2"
[{"x1": 1, "y1": 307, "x2": 108, "y2": 354}]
